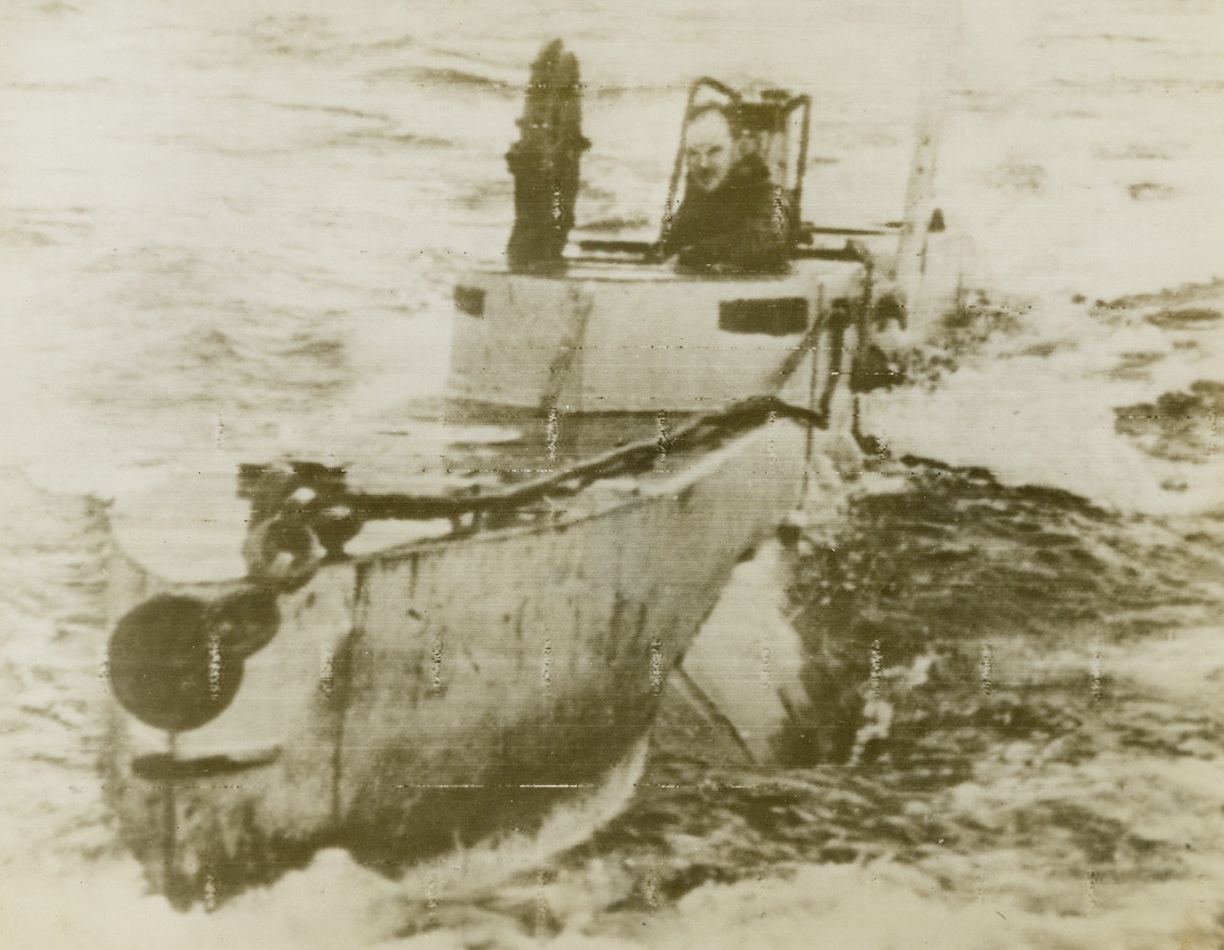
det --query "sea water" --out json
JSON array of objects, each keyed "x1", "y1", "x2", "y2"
[{"x1": 1, "y1": 0, "x2": 1222, "y2": 946}]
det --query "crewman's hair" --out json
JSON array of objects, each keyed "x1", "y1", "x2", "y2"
[{"x1": 685, "y1": 100, "x2": 740, "y2": 137}]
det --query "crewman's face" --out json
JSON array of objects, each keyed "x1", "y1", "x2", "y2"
[{"x1": 684, "y1": 111, "x2": 734, "y2": 194}]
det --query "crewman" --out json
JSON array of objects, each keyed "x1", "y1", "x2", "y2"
[{"x1": 662, "y1": 103, "x2": 794, "y2": 274}]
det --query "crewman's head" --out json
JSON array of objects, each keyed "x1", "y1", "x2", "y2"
[{"x1": 684, "y1": 105, "x2": 735, "y2": 194}]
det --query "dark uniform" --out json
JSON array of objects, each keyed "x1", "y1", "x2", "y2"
[{"x1": 664, "y1": 154, "x2": 794, "y2": 274}]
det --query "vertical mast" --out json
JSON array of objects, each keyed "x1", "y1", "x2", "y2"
[{"x1": 892, "y1": 0, "x2": 962, "y2": 325}]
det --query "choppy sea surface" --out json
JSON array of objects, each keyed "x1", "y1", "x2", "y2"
[{"x1": 1, "y1": 0, "x2": 1222, "y2": 947}]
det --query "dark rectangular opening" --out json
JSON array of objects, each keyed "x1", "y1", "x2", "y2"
[
  {"x1": 454, "y1": 285, "x2": 486, "y2": 317},
  {"x1": 719, "y1": 297, "x2": 808, "y2": 336}
]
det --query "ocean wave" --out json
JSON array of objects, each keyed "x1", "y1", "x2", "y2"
[{"x1": 363, "y1": 64, "x2": 518, "y2": 92}]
